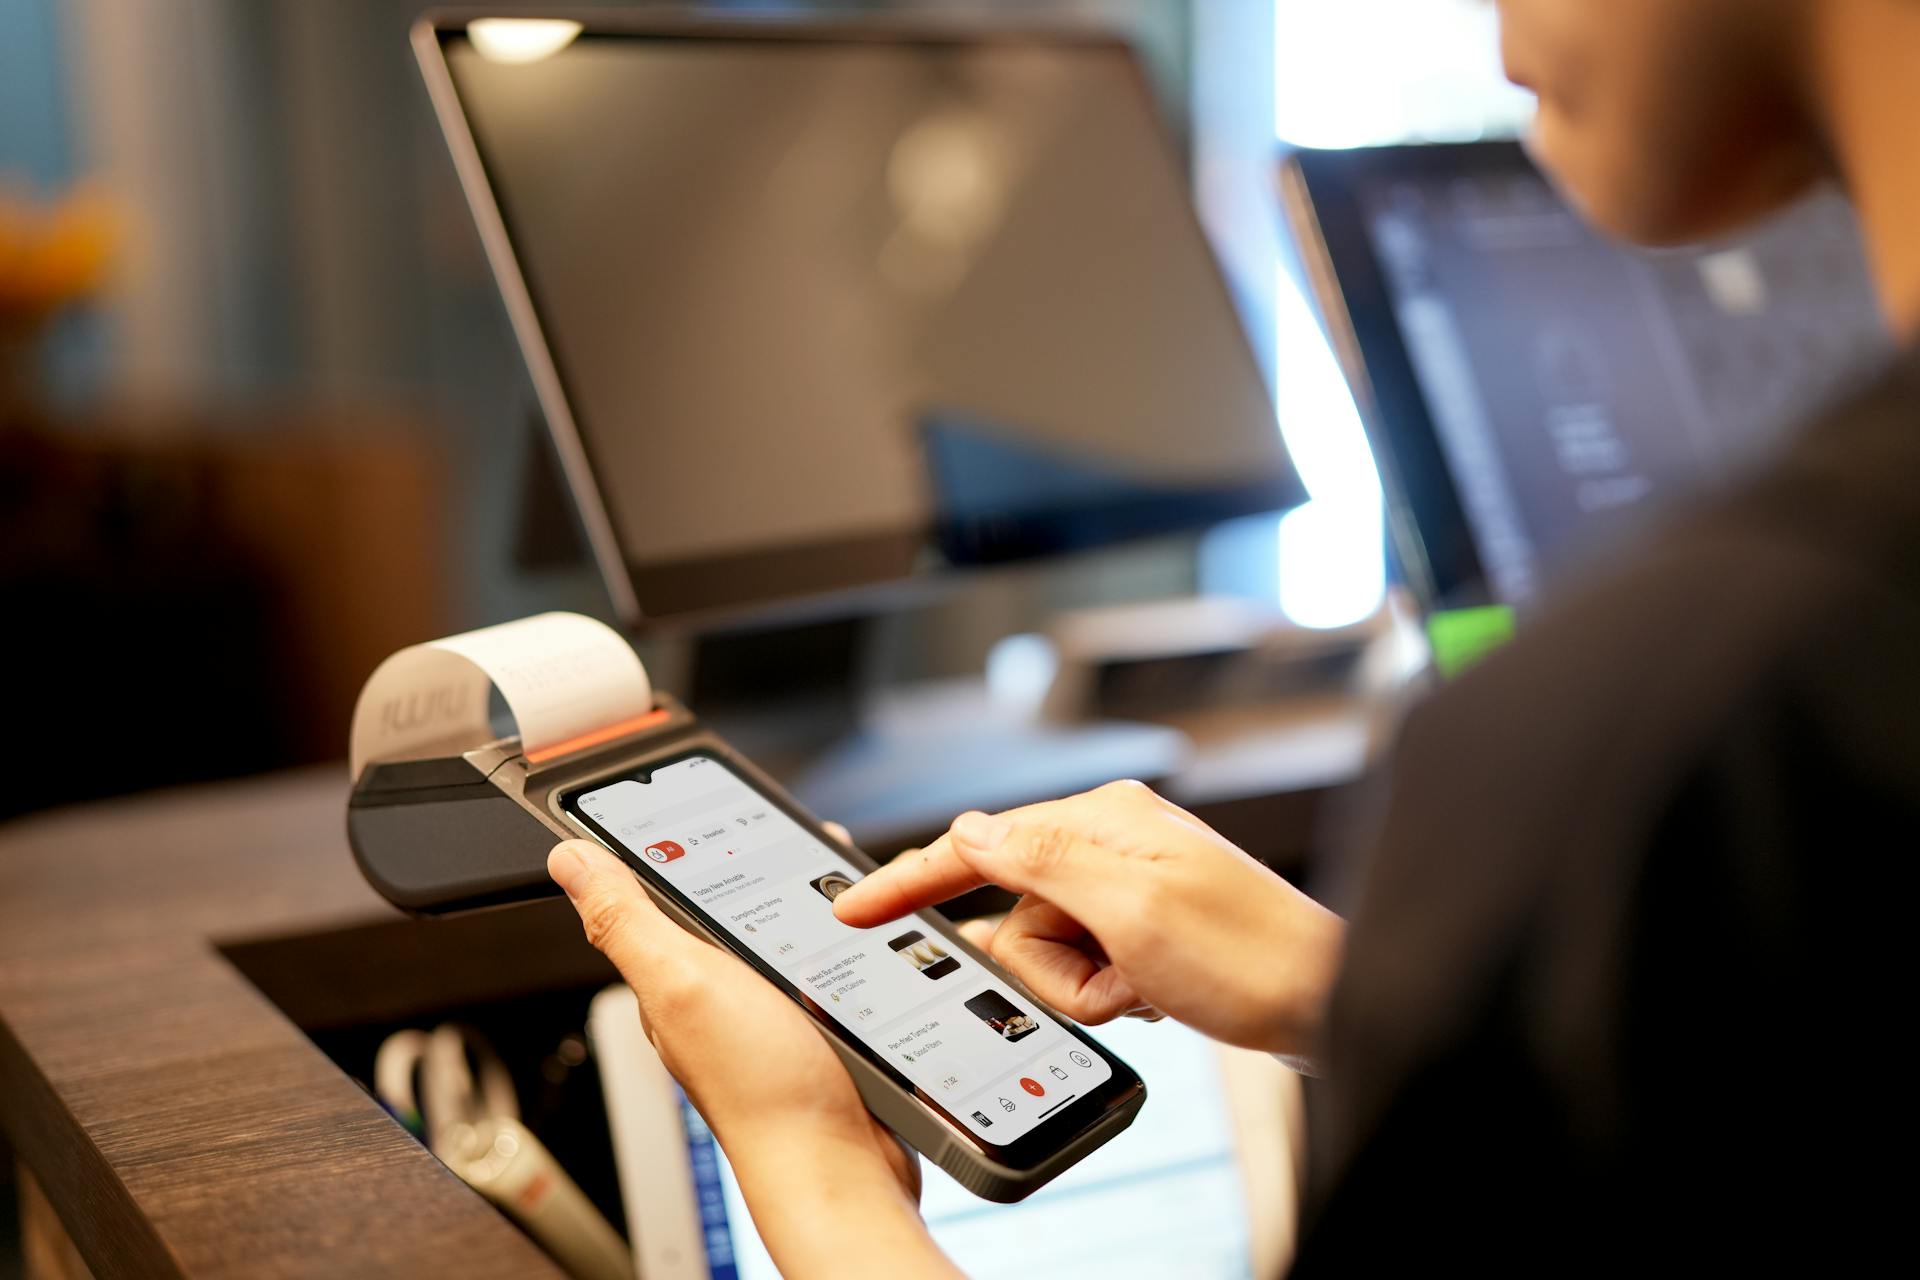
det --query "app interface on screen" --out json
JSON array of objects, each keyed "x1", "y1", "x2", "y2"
[
  {"x1": 1357, "y1": 174, "x2": 1884, "y2": 606},
  {"x1": 574, "y1": 756, "x2": 1114, "y2": 1144}
]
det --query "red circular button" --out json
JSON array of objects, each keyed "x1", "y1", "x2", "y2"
[{"x1": 1019, "y1": 1077, "x2": 1046, "y2": 1096}]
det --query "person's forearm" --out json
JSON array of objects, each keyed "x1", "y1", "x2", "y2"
[
  {"x1": 1267, "y1": 892, "x2": 1347, "y2": 1076},
  {"x1": 725, "y1": 1124, "x2": 963, "y2": 1280}
]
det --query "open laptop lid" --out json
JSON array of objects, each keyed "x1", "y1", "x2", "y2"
[{"x1": 1283, "y1": 141, "x2": 1887, "y2": 614}]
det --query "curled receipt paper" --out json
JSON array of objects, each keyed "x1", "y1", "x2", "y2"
[{"x1": 349, "y1": 612, "x2": 656, "y2": 780}]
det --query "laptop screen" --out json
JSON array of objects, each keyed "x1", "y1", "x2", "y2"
[{"x1": 1297, "y1": 144, "x2": 1889, "y2": 609}]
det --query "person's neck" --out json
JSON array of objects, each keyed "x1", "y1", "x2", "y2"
[{"x1": 1813, "y1": 0, "x2": 1920, "y2": 344}]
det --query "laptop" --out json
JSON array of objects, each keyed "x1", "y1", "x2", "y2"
[{"x1": 1282, "y1": 141, "x2": 1889, "y2": 615}]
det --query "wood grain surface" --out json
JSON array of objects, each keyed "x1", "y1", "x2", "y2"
[
  {"x1": 0, "y1": 719, "x2": 1347, "y2": 1277},
  {"x1": 0, "y1": 769, "x2": 590, "y2": 1279}
]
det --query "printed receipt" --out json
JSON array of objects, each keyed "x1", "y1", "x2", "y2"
[{"x1": 349, "y1": 612, "x2": 653, "y2": 778}]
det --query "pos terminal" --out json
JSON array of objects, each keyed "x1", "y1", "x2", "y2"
[
  {"x1": 347, "y1": 613, "x2": 1146, "y2": 1202},
  {"x1": 352, "y1": 11, "x2": 1322, "y2": 1209},
  {"x1": 348, "y1": 612, "x2": 711, "y2": 915}
]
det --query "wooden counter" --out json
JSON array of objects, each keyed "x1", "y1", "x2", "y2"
[
  {"x1": 0, "y1": 701, "x2": 1358, "y2": 1277},
  {"x1": 0, "y1": 769, "x2": 601, "y2": 1278}
]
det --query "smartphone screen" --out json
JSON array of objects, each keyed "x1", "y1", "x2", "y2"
[{"x1": 564, "y1": 751, "x2": 1135, "y2": 1159}]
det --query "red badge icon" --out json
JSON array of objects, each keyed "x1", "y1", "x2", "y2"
[
  {"x1": 1019, "y1": 1077, "x2": 1046, "y2": 1097},
  {"x1": 644, "y1": 840, "x2": 686, "y2": 864}
]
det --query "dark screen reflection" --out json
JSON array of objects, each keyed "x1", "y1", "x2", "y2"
[{"x1": 445, "y1": 31, "x2": 1300, "y2": 614}]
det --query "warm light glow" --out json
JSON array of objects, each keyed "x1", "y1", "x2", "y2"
[{"x1": 468, "y1": 18, "x2": 583, "y2": 65}]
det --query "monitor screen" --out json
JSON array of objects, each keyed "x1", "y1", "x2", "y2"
[
  {"x1": 1293, "y1": 143, "x2": 1889, "y2": 609},
  {"x1": 430, "y1": 24, "x2": 1301, "y2": 620}
]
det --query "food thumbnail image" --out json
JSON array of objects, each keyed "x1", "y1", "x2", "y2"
[
  {"x1": 808, "y1": 870, "x2": 856, "y2": 902},
  {"x1": 964, "y1": 990, "x2": 1039, "y2": 1042},
  {"x1": 888, "y1": 930, "x2": 960, "y2": 980}
]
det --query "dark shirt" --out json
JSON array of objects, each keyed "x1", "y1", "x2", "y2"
[{"x1": 1296, "y1": 353, "x2": 1918, "y2": 1271}]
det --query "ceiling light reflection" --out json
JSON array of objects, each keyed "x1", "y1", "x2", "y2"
[{"x1": 468, "y1": 19, "x2": 583, "y2": 65}]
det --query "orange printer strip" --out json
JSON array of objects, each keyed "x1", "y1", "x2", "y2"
[{"x1": 524, "y1": 708, "x2": 672, "y2": 765}]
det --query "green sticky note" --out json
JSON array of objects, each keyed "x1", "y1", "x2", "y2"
[{"x1": 1427, "y1": 605, "x2": 1516, "y2": 679}]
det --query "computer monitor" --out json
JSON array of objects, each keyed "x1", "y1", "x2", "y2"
[
  {"x1": 1284, "y1": 141, "x2": 1889, "y2": 611},
  {"x1": 416, "y1": 15, "x2": 1303, "y2": 626}
]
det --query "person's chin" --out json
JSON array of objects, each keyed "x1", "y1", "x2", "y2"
[
  {"x1": 1521, "y1": 111, "x2": 1629, "y2": 237},
  {"x1": 1534, "y1": 109, "x2": 1826, "y2": 249},
  {"x1": 1601, "y1": 163, "x2": 1820, "y2": 248},
  {"x1": 1526, "y1": 116, "x2": 1706, "y2": 247}
]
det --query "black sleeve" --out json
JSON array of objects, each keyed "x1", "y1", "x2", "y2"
[{"x1": 1293, "y1": 360, "x2": 1920, "y2": 1272}]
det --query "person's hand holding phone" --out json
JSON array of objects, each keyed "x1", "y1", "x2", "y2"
[
  {"x1": 547, "y1": 837, "x2": 963, "y2": 1280},
  {"x1": 832, "y1": 781, "x2": 1345, "y2": 1074}
]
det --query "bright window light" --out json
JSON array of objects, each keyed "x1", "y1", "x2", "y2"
[
  {"x1": 1273, "y1": 266, "x2": 1378, "y2": 508},
  {"x1": 1279, "y1": 497, "x2": 1385, "y2": 629},
  {"x1": 1273, "y1": 263, "x2": 1385, "y2": 627},
  {"x1": 1273, "y1": 0, "x2": 1533, "y2": 148},
  {"x1": 468, "y1": 18, "x2": 583, "y2": 65},
  {"x1": 1268, "y1": 0, "x2": 1531, "y2": 627}
]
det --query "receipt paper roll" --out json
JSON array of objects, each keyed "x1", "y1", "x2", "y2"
[{"x1": 349, "y1": 612, "x2": 655, "y2": 779}]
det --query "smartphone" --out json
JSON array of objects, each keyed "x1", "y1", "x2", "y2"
[{"x1": 562, "y1": 748, "x2": 1146, "y2": 1202}]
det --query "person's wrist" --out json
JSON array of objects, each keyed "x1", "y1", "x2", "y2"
[
  {"x1": 719, "y1": 1120, "x2": 955, "y2": 1280},
  {"x1": 1256, "y1": 887, "x2": 1347, "y2": 1070},
  {"x1": 722, "y1": 1115, "x2": 914, "y2": 1200},
  {"x1": 721, "y1": 1128, "x2": 952, "y2": 1280}
]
